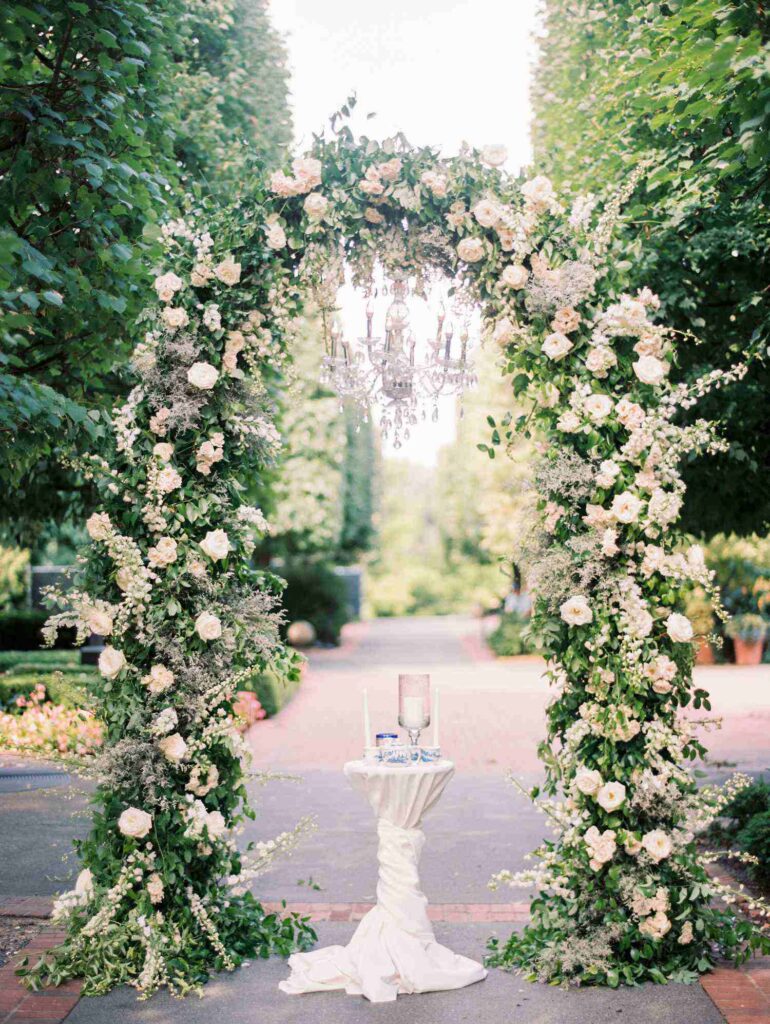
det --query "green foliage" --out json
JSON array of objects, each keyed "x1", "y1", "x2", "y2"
[
  {"x1": 722, "y1": 778, "x2": 770, "y2": 831},
  {"x1": 0, "y1": 546, "x2": 29, "y2": 610},
  {"x1": 737, "y1": 812, "x2": 770, "y2": 887},
  {"x1": 278, "y1": 562, "x2": 350, "y2": 645},
  {"x1": 0, "y1": 671, "x2": 89, "y2": 712},
  {"x1": 532, "y1": 0, "x2": 770, "y2": 536},
  {"x1": 487, "y1": 613, "x2": 538, "y2": 658},
  {"x1": 0, "y1": 648, "x2": 80, "y2": 671},
  {"x1": 0, "y1": 609, "x2": 75, "y2": 649},
  {"x1": 337, "y1": 407, "x2": 378, "y2": 564},
  {"x1": 240, "y1": 651, "x2": 303, "y2": 717}
]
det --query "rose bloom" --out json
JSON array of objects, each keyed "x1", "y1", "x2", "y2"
[
  {"x1": 624, "y1": 834, "x2": 642, "y2": 856},
  {"x1": 644, "y1": 653, "x2": 677, "y2": 685},
  {"x1": 574, "y1": 767, "x2": 603, "y2": 796},
  {"x1": 86, "y1": 512, "x2": 112, "y2": 541},
  {"x1": 557, "y1": 410, "x2": 581, "y2": 433},
  {"x1": 190, "y1": 262, "x2": 213, "y2": 287},
  {"x1": 269, "y1": 169, "x2": 300, "y2": 196},
  {"x1": 161, "y1": 306, "x2": 189, "y2": 330},
  {"x1": 584, "y1": 393, "x2": 613, "y2": 423},
  {"x1": 551, "y1": 307, "x2": 581, "y2": 334},
  {"x1": 634, "y1": 332, "x2": 664, "y2": 358},
  {"x1": 195, "y1": 610, "x2": 222, "y2": 641},
  {"x1": 143, "y1": 664, "x2": 174, "y2": 694},
  {"x1": 521, "y1": 174, "x2": 556, "y2": 210},
  {"x1": 148, "y1": 535, "x2": 178, "y2": 568},
  {"x1": 157, "y1": 466, "x2": 182, "y2": 494},
  {"x1": 501, "y1": 264, "x2": 528, "y2": 289},
  {"x1": 118, "y1": 806, "x2": 152, "y2": 839},
  {"x1": 667, "y1": 613, "x2": 694, "y2": 643},
  {"x1": 98, "y1": 645, "x2": 126, "y2": 679},
  {"x1": 206, "y1": 809, "x2": 227, "y2": 839},
  {"x1": 584, "y1": 503, "x2": 612, "y2": 528},
  {"x1": 359, "y1": 178, "x2": 385, "y2": 196},
  {"x1": 158, "y1": 733, "x2": 188, "y2": 764},
  {"x1": 635, "y1": 466, "x2": 659, "y2": 491},
  {"x1": 303, "y1": 192, "x2": 329, "y2": 222},
  {"x1": 456, "y1": 237, "x2": 485, "y2": 263},
  {"x1": 266, "y1": 222, "x2": 287, "y2": 248},
  {"x1": 585, "y1": 345, "x2": 617, "y2": 378},
  {"x1": 616, "y1": 397, "x2": 646, "y2": 430},
  {"x1": 640, "y1": 911, "x2": 671, "y2": 941},
  {"x1": 147, "y1": 873, "x2": 164, "y2": 905},
  {"x1": 601, "y1": 528, "x2": 619, "y2": 556},
  {"x1": 542, "y1": 331, "x2": 573, "y2": 361},
  {"x1": 187, "y1": 361, "x2": 219, "y2": 390},
  {"x1": 473, "y1": 199, "x2": 500, "y2": 228},
  {"x1": 376, "y1": 157, "x2": 402, "y2": 181},
  {"x1": 153, "y1": 442, "x2": 173, "y2": 462},
  {"x1": 364, "y1": 206, "x2": 385, "y2": 225},
  {"x1": 200, "y1": 528, "x2": 230, "y2": 561},
  {"x1": 492, "y1": 317, "x2": 516, "y2": 345},
  {"x1": 560, "y1": 595, "x2": 593, "y2": 626},
  {"x1": 642, "y1": 829, "x2": 673, "y2": 862},
  {"x1": 420, "y1": 170, "x2": 448, "y2": 197},
  {"x1": 149, "y1": 407, "x2": 171, "y2": 436},
  {"x1": 75, "y1": 868, "x2": 94, "y2": 901},
  {"x1": 292, "y1": 156, "x2": 322, "y2": 190},
  {"x1": 596, "y1": 781, "x2": 626, "y2": 812},
  {"x1": 596, "y1": 459, "x2": 620, "y2": 488},
  {"x1": 213, "y1": 256, "x2": 241, "y2": 286},
  {"x1": 154, "y1": 272, "x2": 183, "y2": 303},
  {"x1": 611, "y1": 491, "x2": 643, "y2": 524},
  {"x1": 116, "y1": 566, "x2": 133, "y2": 592},
  {"x1": 85, "y1": 607, "x2": 113, "y2": 637},
  {"x1": 633, "y1": 354, "x2": 669, "y2": 386},
  {"x1": 481, "y1": 144, "x2": 507, "y2": 167}
]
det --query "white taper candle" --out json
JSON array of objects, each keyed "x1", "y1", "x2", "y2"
[
  {"x1": 433, "y1": 686, "x2": 440, "y2": 747},
  {"x1": 363, "y1": 688, "x2": 371, "y2": 749}
]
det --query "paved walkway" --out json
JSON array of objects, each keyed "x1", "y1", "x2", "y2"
[{"x1": 1, "y1": 614, "x2": 769, "y2": 1022}]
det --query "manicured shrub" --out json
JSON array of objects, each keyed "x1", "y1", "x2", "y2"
[
  {"x1": 487, "y1": 613, "x2": 538, "y2": 657},
  {"x1": 0, "y1": 649, "x2": 80, "y2": 671},
  {"x1": 0, "y1": 672, "x2": 89, "y2": 712},
  {"x1": 0, "y1": 610, "x2": 76, "y2": 650},
  {"x1": 723, "y1": 778, "x2": 770, "y2": 831},
  {"x1": 737, "y1": 811, "x2": 770, "y2": 887},
  {"x1": 279, "y1": 562, "x2": 350, "y2": 645}
]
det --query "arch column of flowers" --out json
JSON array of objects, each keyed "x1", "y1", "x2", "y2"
[{"x1": 34, "y1": 114, "x2": 767, "y2": 996}]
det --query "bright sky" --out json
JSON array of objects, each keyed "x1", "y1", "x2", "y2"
[{"x1": 269, "y1": 0, "x2": 539, "y2": 463}]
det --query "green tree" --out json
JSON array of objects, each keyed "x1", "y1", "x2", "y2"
[{"x1": 532, "y1": 0, "x2": 770, "y2": 536}]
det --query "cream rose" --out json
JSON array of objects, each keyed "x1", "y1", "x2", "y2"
[
  {"x1": 187, "y1": 361, "x2": 219, "y2": 391},
  {"x1": 153, "y1": 442, "x2": 174, "y2": 462},
  {"x1": 640, "y1": 911, "x2": 671, "y2": 940},
  {"x1": 560, "y1": 595, "x2": 593, "y2": 626},
  {"x1": 86, "y1": 607, "x2": 113, "y2": 637},
  {"x1": 118, "y1": 807, "x2": 152, "y2": 839},
  {"x1": 574, "y1": 768, "x2": 603, "y2": 796},
  {"x1": 642, "y1": 829, "x2": 673, "y2": 862},
  {"x1": 158, "y1": 733, "x2": 188, "y2": 764},
  {"x1": 551, "y1": 307, "x2": 581, "y2": 334},
  {"x1": 557, "y1": 410, "x2": 581, "y2": 433},
  {"x1": 157, "y1": 466, "x2": 182, "y2": 494},
  {"x1": 205, "y1": 810, "x2": 227, "y2": 838},
  {"x1": 75, "y1": 868, "x2": 94, "y2": 900},
  {"x1": 542, "y1": 331, "x2": 573, "y2": 361},
  {"x1": 303, "y1": 192, "x2": 329, "y2": 222},
  {"x1": 521, "y1": 174, "x2": 556, "y2": 210},
  {"x1": 161, "y1": 306, "x2": 189, "y2": 330},
  {"x1": 98, "y1": 645, "x2": 126, "y2": 679},
  {"x1": 116, "y1": 566, "x2": 133, "y2": 592},
  {"x1": 596, "y1": 781, "x2": 626, "y2": 812},
  {"x1": 633, "y1": 355, "x2": 669, "y2": 386},
  {"x1": 154, "y1": 272, "x2": 184, "y2": 303},
  {"x1": 585, "y1": 345, "x2": 617, "y2": 378},
  {"x1": 596, "y1": 460, "x2": 620, "y2": 488},
  {"x1": 481, "y1": 144, "x2": 507, "y2": 167},
  {"x1": 420, "y1": 170, "x2": 448, "y2": 197},
  {"x1": 148, "y1": 535, "x2": 178, "y2": 568},
  {"x1": 666, "y1": 613, "x2": 694, "y2": 643},
  {"x1": 200, "y1": 529, "x2": 231, "y2": 561},
  {"x1": 616, "y1": 397, "x2": 646, "y2": 430},
  {"x1": 584, "y1": 393, "x2": 613, "y2": 423},
  {"x1": 473, "y1": 199, "x2": 500, "y2": 228},
  {"x1": 610, "y1": 491, "x2": 643, "y2": 524},
  {"x1": 213, "y1": 255, "x2": 241, "y2": 286},
  {"x1": 492, "y1": 317, "x2": 516, "y2": 345},
  {"x1": 143, "y1": 664, "x2": 174, "y2": 694},
  {"x1": 292, "y1": 156, "x2": 322, "y2": 190},
  {"x1": 195, "y1": 611, "x2": 222, "y2": 641},
  {"x1": 266, "y1": 222, "x2": 287, "y2": 249},
  {"x1": 456, "y1": 237, "x2": 485, "y2": 263},
  {"x1": 501, "y1": 264, "x2": 528, "y2": 289},
  {"x1": 86, "y1": 512, "x2": 112, "y2": 542}
]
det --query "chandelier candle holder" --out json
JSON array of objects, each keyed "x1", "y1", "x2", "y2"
[
  {"x1": 321, "y1": 271, "x2": 477, "y2": 448},
  {"x1": 398, "y1": 673, "x2": 430, "y2": 747}
]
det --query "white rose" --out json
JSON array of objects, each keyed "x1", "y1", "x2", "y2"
[
  {"x1": 187, "y1": 361, "x2": 219, "y2": 391},
  {"x1": 86, "y1": 608, "x2": 113, "y2": 636},
  {"x1": 153, "y1": 442, "x2": 174, "y2": 462},
  {"x1": 601, "y1": 528, "x2": 619, "y2": 556},
  {"x1": 456, "y1": 237, "x2": 485, "y2": 263},
  {"x1": 156, "y1": 466, "x2": 182, "y2": 493},
  {"x1": 633, "y1": 355, "x2": 669, "y2": 386},
  {"x1": 585, "y1": 345, "x2": 617, "y2": 378},
  {"x1": 195, "y1": 611, "x2": 222, "y2": 641},
  {"x1": 148, "y1": 536, "x2": 178, "y2": 568},
  {"x1": 75, "y1": 868, "x2": 94, "y2": 900},
  {"x1": 266, "y1": 222, "x2": 287, "y2": 249},
  {"x1": 292, "y1": 156, "x2": 322, "y2": 190},
  {"x1": 376, "y1": 157, "x2": 402, "y2": 182},
  {"x1": 584, "y1": 393, "x2": 613, "y2": 422},
  {"x1": 640, "y1": 910, "x2": 671, "y2": 940},
  {"x1": 98, "y1": 645, "x2": 126, "y2": 679},
  {"x1": 116, "y1": 567, "x2": 133, "y2": 592},
  {"x1": 596, "y1": 460, "x2": 620, "y2": 488},
  {"x1": 611, "y1": 491, "x2": 643, "y2": 524},
  {"x1": 542, "y1": 331, "x2": 573, "y2": 361},
  {"x1": 521, "y1": 174, "x2": 556, "y2": 209},
  {"x1": 481, "y1": 144, "x2": 507, "y2": 167},
  {"x1": 154, "y1": 272, "x2": 184, "y2": 303},
  {"x1": 144, "y1": 664, "x2": 174, "y2": 694},
  {"x1": 473, "y1": 199, "x2": 500, "y2": 228},
  {"x1": 642, "y1": 829, "x2": 673, "y2": 863},
  {"x1": 213, "y1": 256, "x2": 241, "y2": 286},
  {"x1": 303, "y1": 192, "x2": 329, "y2": 222},
  {"x1": 501, "y1": 264, "x2": 528, "y2": 289},
  {"x1": 161, "y1": 306, "x2": 189, "y2": 330},
  {"x1": 158, "y1": 733, "x2": 188, "y2": 763},
  {"x1": 667, "y1": 613, "x2": 694, "y2": 643},
  {"x1": 596, "y1": 781, "x2": 626, "y2": 812},
  {"x1": 557, "y1": 410, "x2": 581, "y2": 433},
  {"x1": 574, "y1": 768, "x2": 603, "y2": 796},
  {"x1": 200, "y1": 529, "x2": 231, "y2": 561},
  {"x1": 86, "y1": 512, "x2": 112, "y2": 541},
  {"x1": 118, "y1": 807, "x2": 153, "y2": 839},
  {"x1": 616, "y1": 397, "x2": 646, "y2": 430},
  {"x1": 492, "y1": 317, "x2": 516, "y2": 345},
  {"x1": 420, "y1": 170, "x2": 448, "y2": 197},
  {"x1": 205, "y1": 810, "x2": 227, "y2": 838},
  {"x1": 560, "y1": 595, "x2": 593, "y2": 626}
]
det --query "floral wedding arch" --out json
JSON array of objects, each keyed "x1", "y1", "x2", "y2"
[{"x1": 31, "y1": 113, "x2": 767, "y2": 995}]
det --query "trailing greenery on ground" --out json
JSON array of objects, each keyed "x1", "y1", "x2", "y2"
[{"x1": 531, "y1": 0, "x2": 770, "y2": 537}]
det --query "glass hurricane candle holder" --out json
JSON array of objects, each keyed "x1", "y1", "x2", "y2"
[{"x1": 398, "y1": 674, "x2": 430, "y2": 747}]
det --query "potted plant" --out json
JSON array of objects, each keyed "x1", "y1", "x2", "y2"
[{"x1": 725, "y1": 614, "x2": 768, "y2": 666}]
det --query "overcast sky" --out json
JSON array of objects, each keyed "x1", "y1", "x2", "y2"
[{"x1": 269, "y1": 0, "x2": 539, "y2": 463}]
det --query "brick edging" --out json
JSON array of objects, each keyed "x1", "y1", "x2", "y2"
[{"x1": 0, "y1": 898, "x2": 53, "y2": 920}]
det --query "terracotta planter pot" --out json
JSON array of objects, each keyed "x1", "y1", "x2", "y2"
[
  {"x1": 733, "y1": 638, "x2": 765, "y2": 666},
  {"x1": 695, "y1": 639, "x2": 715, "y2": 665}
]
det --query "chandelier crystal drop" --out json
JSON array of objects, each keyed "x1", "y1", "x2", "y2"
[{"x1": 320, "y1": 271, "x2": 477, "y2": 448}]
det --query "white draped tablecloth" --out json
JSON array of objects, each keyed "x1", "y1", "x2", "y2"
[{"x1": 279, "y1": 758, "x2": 487, "y2": 1003}]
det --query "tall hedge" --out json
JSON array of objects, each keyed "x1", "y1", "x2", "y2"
[{"x1": 531, "y1": 0, "x2": 770, "y2": 536}]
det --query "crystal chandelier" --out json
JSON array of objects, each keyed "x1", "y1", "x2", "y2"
[{"x1": 320, "y1": 272, "x2": 477, "y2": 448}]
